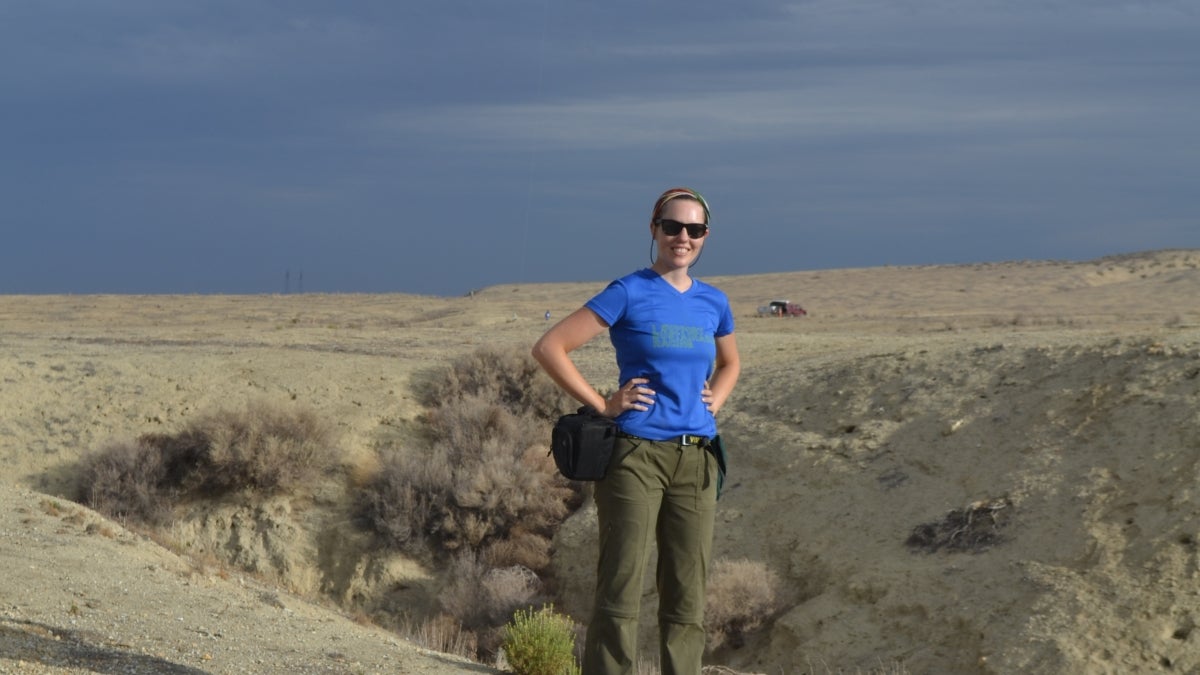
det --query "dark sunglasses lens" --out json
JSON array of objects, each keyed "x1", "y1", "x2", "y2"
[{"x1": 659, "y1": 219, "x2": 707, "y2": 238}]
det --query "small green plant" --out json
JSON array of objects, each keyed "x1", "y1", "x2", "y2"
[{"x1": 501, "y1": 605, "x2": 580, "y2": 675}]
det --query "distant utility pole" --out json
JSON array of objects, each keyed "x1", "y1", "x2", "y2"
[{"x1": 299, "y1": 269, "x2": 304, "y2": 294}]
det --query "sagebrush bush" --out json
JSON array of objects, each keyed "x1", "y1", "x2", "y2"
[
  {"x1": 77, "y1": 401, "x2": 338, "y2": 522},
  {"x1": 355, "y1": 447, "x2": 448, "y2": 547},
  {"x1": 705, "y1": 558, "x2": 784, "y2": 651},
  {"x1": 502, "y1": 605, "x2": 581, "y2": 675},
  {"x1": 482, "y1": 565, "x2": 544, "y2": 625},
  {"x1": 438, "y1": 552, "x2": 492, "y2": 629},
  {"x1": 145, "y1": 400, "x2": 338, "y2": 496},
  {"x1": 76, "y1": 439, "x2": 171, "y2": 524},
  {"x1": 413, "y1": 345, "x2": 571, "y2": 420},
  {"x1": 358, "y1": 346, "x2": 582, "y2": 662},
  {"x1": 404, "y1": 613, "x2": 478, "y2": 661},
  {"x1": 439, "y1": 552, "x2": 546, "y2": 630},
  {"x1": 424, "y1": 393, "x2": 544, "y2": 457},
  {"x1": 434, "y1": 552, "x2": 548, "y2": 659},
  {"x1": 358, "y1": 395, "x2": 573, "y2": 560},
  {"x1": 483, "y1": 528, "x2": 553, "y2": 571}
]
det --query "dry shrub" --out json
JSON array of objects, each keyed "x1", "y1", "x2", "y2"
[
  {"x1": 438, "y1": 552, "x2": 548, "y2": 659},
  {"x1": 77, "y1": 401, "x2": 338, "y2": 523},
  {"x1": 75, "y1": 439, "x2": 172, "y2": 524},
  {"x1": 482, "y1": 565, "x2": 544, "y2": 623},
  {"x1": 424, "y1": 394, "x2": 543, "y2": 455},
  {"x1": 440, "y1": 552, "x2": 546, "y2": 630},
  {"x1": 905, "y1": 497, "x2": 1012, "y2": 554},
  {"x1": 802, "y1": 657, "x2": 911, "y2": 674},
  {"x1": 359, "y1": 395, "x2": 573, "y2": 561},
  {"x1": 358, "y1": 346, "x2": 582, "y2": 662},
  {"x1": 438, "y1": 552, "x2": 490, "y2": 628},
  {"x1": 356, "y1": 446, "x2": 452, "y2": 548},
  {"x1": 484, "y1": 529, "x2": 553, "y2": 571},
  {"x1": 144, "y1": 400, "x2": 338, "y2": 496},
  {"x1": 705, "y1": 558, "x2": 784, "y2": 651},
  {"x1": 405, "y1": 613, "x2": 479, "y2": 661},
  {"x1": 413, "y1": 345, "x2": 571, "y2": 420}
]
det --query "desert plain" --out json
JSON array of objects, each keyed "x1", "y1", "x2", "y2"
[{"x1": 1, "y1": 249, "x2": 1199, "y2": 674}]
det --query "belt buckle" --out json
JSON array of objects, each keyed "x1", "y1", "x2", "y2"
[{"x1": 681, "y1": 434, "x2": 701, "y2": 446}]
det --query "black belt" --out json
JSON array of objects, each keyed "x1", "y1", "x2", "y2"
[{"x1": 618, "y1": 431, "x2": 710, "y2": 447}]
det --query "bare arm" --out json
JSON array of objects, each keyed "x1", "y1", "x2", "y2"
[
  {"x1": 531, "y1": 307, "x2": 655, "y2": 417},
  {"x1": 702, "y1": 333, "x2": 741, "y2": 416}
]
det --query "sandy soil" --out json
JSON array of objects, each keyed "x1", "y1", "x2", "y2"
[
  {"x1": 0, "y1": 486, "x2": 491, "y2": 674},
  {"x1": 1, "y1": 249, "x2": 1198, "y2": 673}
]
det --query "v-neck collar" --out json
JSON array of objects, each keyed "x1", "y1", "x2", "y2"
[{"x1": 645, "y1": 267, "x2": 694, "y2": 295}]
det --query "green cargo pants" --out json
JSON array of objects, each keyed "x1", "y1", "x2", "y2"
[{"x1": 582, "y1": 435, "x2": 718, "y2": 675}]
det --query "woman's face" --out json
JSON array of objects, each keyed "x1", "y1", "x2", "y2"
[{"x1": 651, "y1": 198, "x2": 708, "y2": 272}]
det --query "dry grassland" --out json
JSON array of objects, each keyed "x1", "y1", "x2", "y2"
[{"x1": 1, "y1": 249, "x2": 1198, "y2": 673}]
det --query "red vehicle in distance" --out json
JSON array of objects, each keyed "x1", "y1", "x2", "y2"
[{"x1": 757, "y1": 300, "x2": 807, "y2": 317}]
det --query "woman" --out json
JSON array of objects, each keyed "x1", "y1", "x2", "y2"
[{"x1": 532, "y1": 187, "x2": 740, "y2": 674}]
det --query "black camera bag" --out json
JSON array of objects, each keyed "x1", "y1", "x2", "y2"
[{"x1": 550, "y1": 406, "x2": 617, "y2": 481}]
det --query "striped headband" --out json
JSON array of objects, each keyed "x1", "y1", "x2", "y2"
[{"x1": 651, "y1": 187, "x2": 711, "y2": 226}]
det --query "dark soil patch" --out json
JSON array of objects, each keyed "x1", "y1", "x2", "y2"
[{"x1": 906, "y1": 497, "x2": 1012, "y2": 553}]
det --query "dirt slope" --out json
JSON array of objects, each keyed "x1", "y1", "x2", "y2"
[{"x1": 1, "y1": 249, "x2": 1197, "y2": 673}]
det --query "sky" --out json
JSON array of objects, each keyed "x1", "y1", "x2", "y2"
[{"x1": 3, "y1": 0, "x2": 1198, "y2": 296}]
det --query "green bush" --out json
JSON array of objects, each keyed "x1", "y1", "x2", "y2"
[{"x1": 502, "y1": 605, "x2": 580, "y2": 675}]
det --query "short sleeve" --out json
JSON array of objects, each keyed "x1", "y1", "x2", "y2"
[
  {"x1": 716, "y1": 299, "x2": 735, "y2": 337},
  {"x1": 585, "y1": 279, "x2": 629, "y2": 327}
]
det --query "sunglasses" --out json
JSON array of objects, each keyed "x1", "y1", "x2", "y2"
[{"x1": 655, "y1": 219, "x2": 709, "y2": 238}]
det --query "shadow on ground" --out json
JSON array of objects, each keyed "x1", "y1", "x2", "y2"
[{"x1": 1, "y1": 617, "x2": 209, "y2": 674}]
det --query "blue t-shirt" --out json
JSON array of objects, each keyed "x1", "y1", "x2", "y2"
[{"x1": 585, "y1": 268, "x2": 735, "y2": 440}]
